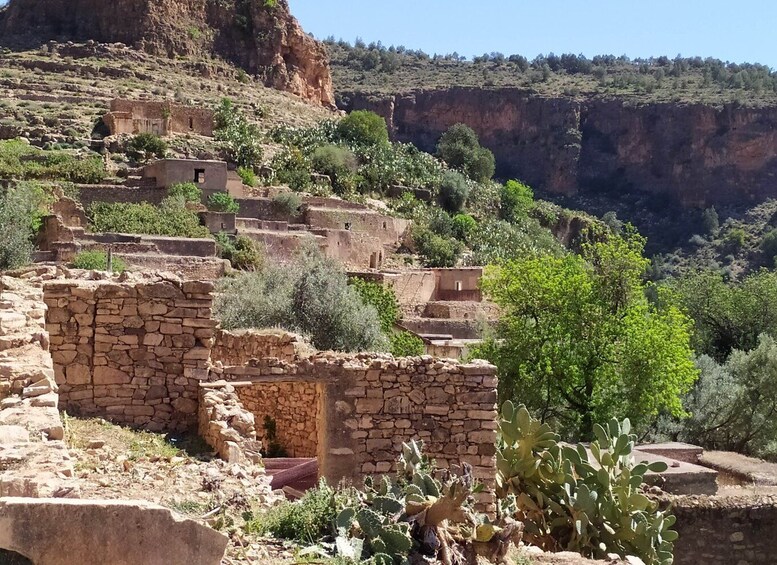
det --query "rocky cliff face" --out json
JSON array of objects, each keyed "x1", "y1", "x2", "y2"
[
  {"x1": 344, "y1": 88, "x2": 777, "y2": 208},
  {"x1": 0, "y1": 0, "x2": 334, "y2": 107}
]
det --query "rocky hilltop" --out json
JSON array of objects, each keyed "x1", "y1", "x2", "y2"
[
  {"x1": 343, "y1": 88, "x2": 777, "y2": 208},
  {"x1": 0, "y1": 0, "x2": 334, "y2": 107}
]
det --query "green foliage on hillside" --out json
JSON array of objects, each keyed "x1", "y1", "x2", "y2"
[
  {"x1": 0, "y1": 139, "x2": 105, "y2": 184},
  {"x1": 328, "y1": 40, "x2": 777, "y2": 105},
  {"x1": 207, "y1": 192, "x2": 239, "y2": 213},
  {"x1": 168, "y1": 182, "x2": 202, "y2": 203},
  {"x1": 476, "y1": 233, "x2": 698, "y2": 438},
  {"x1": 336, "y1": 109, "x2": 389, "y2": 146},
  {"x1": 87, "y1": 197, "x2": 211, "y2": 238},
  {"x1": 214, "y1": 233, "x2": 263, "y2": 271},
  {"x1": 129, "y1": 133, "x2": 168, "y2": 161},
  {"x1": 214, "y1": 98, "x2": 263, "y2": 170},
  {"x1": 214, "y1": 246, "x2": 388, "y2": 352}
]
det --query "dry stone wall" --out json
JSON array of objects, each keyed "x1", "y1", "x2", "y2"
[
  {"x1": 44, "y1": 276, "x2": 215, "y2": 432},
  {"x1": 198, "y1": 382, "x2": 261, "y2": 465},
  {"x1": 236, "y1": 381, "x2": 319, "y2": 458},
  {"x1": 211, "y1": 329, "x2": 307, "y2": 366},
  {"x1": 671, "y1": 495, "x2": 777, "y2": 565},
  {"x1": 216, "y1": 354, "x2": 498, "y2": 511}
]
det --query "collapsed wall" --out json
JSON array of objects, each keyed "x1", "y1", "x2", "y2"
[
  {"x1": 44, "y1": 276, "x2": 215, "y2": 432},
  {"x1": 211, "y1": 352, "x2": 499, "y2": 512}
]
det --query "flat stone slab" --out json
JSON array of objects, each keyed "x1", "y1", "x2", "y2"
[
  {"x1": 700, "y1": 451, "x2": 777, "y2": 486},
  {"x1": 0, "y1": 425, "x2": 29, "y2": 445},
  {"x1": 0, "y1": 498, "x2": 228, "y2": 565},
  {"x1": 633, "y1": 449, "x2": 719, "y2": 496}
]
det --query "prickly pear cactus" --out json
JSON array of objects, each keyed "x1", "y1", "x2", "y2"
[{"x1": 497, "y1": 401, "x2": 677, "y2": 565}]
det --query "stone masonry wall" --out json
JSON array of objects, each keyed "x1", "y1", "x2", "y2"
[
  {"x1": 198, "y1": 382, "x2": 261, "y2": 465},
  {"x1": 671, "y1": 495, "x2": 777, "y2": 565},
  {"x1": 211, "y1": 329, "x2": 307, "y2": 366},
  {"x1": 216, "y1": 354, "x2": 498, "y2": 511},
  {"x1": 44, "y1": 277, "x2": 215, "y2": 432},
  {"x1": 236, "y1": 381, "x2": 319, "y2": 458}
]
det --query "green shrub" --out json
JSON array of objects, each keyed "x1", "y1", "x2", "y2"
[
  {"x1": 71, "y1": 250, "x2": 127, "y2": 273},
  {"x1": 272, "y1": 147, "x2": 312, "y2": 191},
  {"x1": 271, "y1": 192, "x2": 302, "y2": 217},
  {"x1": 701, "y1": 206, "x2": 719, "y2": 235},
  {"x1": 437, "y1": 170, "x2": 469, "y2": 213},
  {"x1": 436, "y1": 123, "x2": 495, "y2": 182},
  {"x1": 167, "y1": 182, "x2": 202, "y2": 203},
  {"x1": 0, "y1": 182, "x2": 47, "y2": 270},
  {"x1": 215, "y1": 247, "x2": 388, "y2": 352},
  {"x1": 214, "y1": 233, "x2": 263, "y2": 271},
  {"x1": 500, "y1": 180, "x2": 534, "y2": 223},
  {"x1": 336, "y1": 110, "x2": 389, "y2": 147},
  {"x1": 247, "y1": 481, "x2": 344, "y2": 544},
  {"x1": 207, "y1": 192, "x2": 239, "y2": 213},
  {"x1": 389, "y1": 331, "x2": 424, "y2": 357},
  {"x1": 349, "y1": 278, "x2": 399, "y2": 333},
  {"x1": 760, "y1": 229, "x2": 777, "y2": 265},
  {"x1": 467, "y1": 219, "x2": 562, "y2": 265},
  {"x1": 88, "y1": 198, "x2": 211, "y2": 238},
  {"x1": 129, "y1": 133, "x2": 167, "y2": 160},
  {"x1": 311, "y1": 144, "x2": 358, "y2": 195},
  {"x1": 498, "y1": 402, "x2": 676, "y2": 564},
  {"x1": 237, "y1": 166, "x2": 257, "y2": 187},
  {"x1": 451, "y1": 213, "x2": 477, "y2": 242},
  {"x1": 413, "y1": 226, "x2": 462, "y2": 268},
  {"x1": 724, "y1": 228, "x2": 746, "y2": 250}
]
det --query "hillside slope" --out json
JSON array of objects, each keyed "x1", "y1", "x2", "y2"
[{"x1": 0, "y1": 0, "x2": 334, "y2": 107}]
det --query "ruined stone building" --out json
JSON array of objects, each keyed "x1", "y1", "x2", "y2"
[{"x1": 103, "y1": 99, "x2": 214, "y2": 137}]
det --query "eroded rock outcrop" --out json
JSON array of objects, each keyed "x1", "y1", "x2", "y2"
[
  {"x1": 343, "y1": 87, "x2": 777, "y2": 208},
  {"x1": 0, "y1": 0, "x2": 334, "y2": 107}
]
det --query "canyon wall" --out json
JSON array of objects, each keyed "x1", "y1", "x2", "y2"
[
  {"x1": 344, "y1": 88, "x2": 777, "y2": 208},
  {"x1": 0, "y1": 0, "x2": 334, "y2": 106}
]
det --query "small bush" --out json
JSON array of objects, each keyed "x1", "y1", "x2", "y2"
[
  {"x1": 214, "y1": 233, "x2": 263, "y2": 271},
  {"x1": 129, "y1": 133, "x2": 167, "y2": 160},
  {"x1": 724, "y1": 228, "x2": 746, "y2": 250},
  {"x1": 215, "y1": 247, "x2": 388, "y2": 352},
  {"x1": 436, "y1": 123, "x2": 495, "y2": 182},
  {"x1": 0, "y1": 182, "x2": 47, "y2": 270},
  {"x1": 167, "y1": 182, "x2": 202, "y2": 203},
  {"x1": 272, "y1": 147, "x2": 312, "y2": 191},
  {"x1": 336, "y1": 110, "x2": 389, "y2": 146},
  {"x1": 390, "y1": 331, "x2": 425, "y2": 357},
  {"x1": 247, "y1": 481, "x2": 345, "y2": 544},
  {"x1": 237, "y1": 166, "x2": 257, "y2": 187},
  {"x1": 71, "y1": 250, "x2": 127, "y2": 273},
  {"x1": 437, "y1": 170, "x2": 469, "y2": 213},
  {"x1": 701, "y1": 207, "x2": 719, "y2": 235},
  {"x1": 214, "y1": 98, "x2": 263, "y2": 170},
  {"x1": 271, "y1": 192, "x2": 302, "y2": 217},
  {"x1": 311, "y1": 144, "x2": 358, "y2": 195},
  {"x1": 414, "y1": 227, "x2": 462, "y2": 268},
  {"x1": 451, "y1": 213, "x2": 477, "y2": 242},
  {"x1": 207, "y1": 192, "x2": 239, "y2": 213},
  {"x1": 760, "y1": 229, "x2": 777, "y2": 265}
]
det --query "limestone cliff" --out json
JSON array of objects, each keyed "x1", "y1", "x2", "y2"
[
  {"x1": 343, "y1": 88, "x2": 777, "y2": 208},
  {"x1": 0, "y1": 0, "x2": 334, "y2": 107}
]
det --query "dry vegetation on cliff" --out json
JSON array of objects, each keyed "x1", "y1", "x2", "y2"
[{"x1": 327, "y1": 40, "x2": 777, "y2": 107}]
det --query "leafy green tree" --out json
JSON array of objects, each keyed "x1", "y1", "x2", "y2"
[
  {"x1": 336, "y1": 110, "x2": 389, "y2": 147},
  {"x1": 311, "y1": 144, "x2": 358, "y2": 195},
  {"x1": 436, "y1": 124, "x2": 495, "y2": 182},
  {"x1": 413, "y1": 227, "x2": 463, "y2": 268},
  {"x1": 476, "y1": 234, "x2": 698, "y2": 438},
  {"x1": 499, "y1": 180, "x2": 534, "y2": 223},
  {"x1": 451, "y1": 213, "x2": 477, "y2": 242},
  {"x1": 672, "y1": 269, "x2": 777, "y2": 361},
  {"x1": 467, "y1": 219, "x2": 562, "y2": 266},
  {"x1": 88, "y1": 198, "x2": 210, "y2": 239},
  {"x1": 437, "y1": 170, "x2": 469, "y2": 213},
  {"x1": 214, "y1": 98, "x2": 263, "y2": 170}
]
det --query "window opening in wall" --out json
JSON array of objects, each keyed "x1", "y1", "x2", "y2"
[
  {"x1": 344, "y1": 222, "x2": 352, "y2": 231},
  {"x1": 221, "y1": 223, "x2": 226, "y2": 230},
  {"x1": 455, "y1": 281, "x2": 463, "y2": 292},
  {"x1": 189, "y1": 117, "x2": 194, "y2": 130},
  {"x1": 382, "y1": 221, "x2": 387, "y2": 229},
  {"x1": 194, "y1": 169, "x2": 206, "y2": 183}
]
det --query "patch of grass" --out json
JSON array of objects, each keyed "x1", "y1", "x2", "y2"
[{"x1": 71, "y1": 250, "x2": 127, "y2": 273}]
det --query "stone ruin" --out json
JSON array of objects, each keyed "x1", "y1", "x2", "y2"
[
  {"x1": 102, "y1": 98, "x2": 214, "y2": 137},
  {"x1": 2, "y1": 267, "x2": 777, "y2": 563}
]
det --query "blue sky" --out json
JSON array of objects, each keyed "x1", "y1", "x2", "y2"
[{"x1": 289, "y1": 0, "x2": 777, "y2": 68}]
